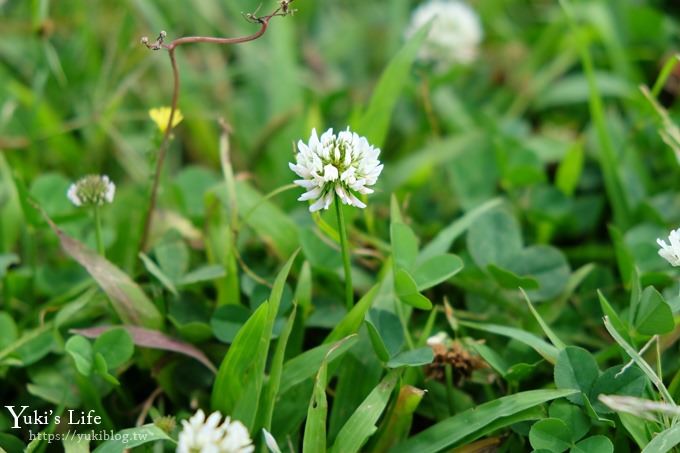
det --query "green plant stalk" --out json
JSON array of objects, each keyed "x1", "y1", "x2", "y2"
[
  {"x1": 578, "y1": 37, "x2": 630, "y2": 229},
  {"x1": 335, "y1": 195, "x2": 353, "y2": 310},
  {"x1": 93, "y1": 206, "x2": 104, "y2": 256},
  {"x1": 444, "y1": 364, "x2": 456, "y2": 415},
  {"x1": 560, "y1": 0, "x2": 630, "y2": 229},
  {"x1": 603, "y1": 316, "x2": 675, "y2": 405},
  {"x1": 394, "y1": 297, "x2": 415, "y2": 349},
  {"x1": 652, "y1": 54, "x2": 680, "y2": 98}
]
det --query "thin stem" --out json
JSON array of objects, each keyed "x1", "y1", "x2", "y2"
[
  {"x1": 94, "y1": 206, "x2": 104, "y2": 256},
  {"x1": 334, "y1": 195, "x2": 353, "y2": 310},
  {"x1": 652, "y1": 54, "x2": 680, "y2": 98},
  {"x1": 560, "y1": 0, "x2": 630, "y2": 229},
  {"x1": 138, "y1": 8, "x2": 286, "y2": 252},
  {"x1": 139, "y1": 48, "x2": 180, "y2": 252},
  {"x1": 394, "y1": 295, "x2": 415, "y2": 349},
  {"x1": 444, "y1": 364, "x2": 456, "y2": 415}
]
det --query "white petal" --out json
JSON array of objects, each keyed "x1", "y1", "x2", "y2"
[
  {"x1": 263, "y1": 429, "x2": 282, "y2": 453},
  {"x1": 105, "y1": 181, "x2": 115, "y2": 203},
  {"x1": 322, "y1": 192, "x2": 334, "y2": 210},
  {"x1": 323, "y1": 164, "x2": 339, "y2": 181},
  {"x1": 348, "y1": 193, "x2": 366, "y2": 209},
  {"x1": 205, "y1": 411, "x2": 222, "y2": 428},
  {"x1": 309, "y1": 196, "x2": 327, "y2": 212},
  {"x1": 67, "y1": 184, "x2": 81, "y2": 206},
  {"x1": 294, "y1": 179, "x2": 317, "y2": 189},
  {"x1": 335, "y1": 185, "x2": 350, "y2": 205},
  {"x1": 299, "y1": 187, "x2": 322, "y2": 202}
]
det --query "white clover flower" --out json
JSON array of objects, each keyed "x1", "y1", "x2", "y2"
[
  {"x1": 658, "y1": 228, "x2": 680, "y2": 267},
  {"x1": 177, "y1": 409, "x2": 254, "y2": 453},
  {"x1": 289, "y1": 128, "x2": 383, "y2": 212},
  {"x1": 426, "y1": 331, "x2": 450, "y2": 347},
  {"x1": 406, "y1": 0, "x2": 483, "y2": 69},
  {"x1": 67, "y1": 175, "x2": 116, "y2": 207}
]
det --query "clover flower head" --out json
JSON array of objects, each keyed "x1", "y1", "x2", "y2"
[
  {"x1": 149, "y1": 106, "x2": 184, "y2": 133},
  {"x1": 405, "y1": 0, "x2": 483, "y2": 69},
  {"x1": 67, "y1": 175, "x2": 115, "y2": 207},
  {"x1": 177, "y1": 409, "x2": 254, "y2": 453},
  {"x1": 289, "y1": 127, "x2": 383, "y2": 212},
  {"x1": 153, "y1": 415, "x2": 176, "y2": 434},
  {"x1": 657, "y1": 228, "x2": 680, "y2": 267}
]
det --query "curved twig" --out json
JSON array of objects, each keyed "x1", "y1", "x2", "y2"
[{"x1": 138, "y1": 1, "x2": 295, "y2": 252}]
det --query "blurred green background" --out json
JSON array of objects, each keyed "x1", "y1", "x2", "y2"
[
  {"x1": 1, "y1": 0, "x2": 680, "y2": 298},
  {"x1": 3, "y1": 2, "x2": 680, "y2": 450}
]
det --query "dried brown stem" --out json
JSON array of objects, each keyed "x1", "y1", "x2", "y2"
[{"x1": 138, "y1": 2, "x2": 294, "y2": 252}]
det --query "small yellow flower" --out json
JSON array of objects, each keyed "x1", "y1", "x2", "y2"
[{"x1": 149, "y1": 107, "x2": 183, "y2": 133}]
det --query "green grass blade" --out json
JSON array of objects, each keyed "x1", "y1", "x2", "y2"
[
  {"x1": 212, "y1": 251, "x2": 298, "y2": 427},
  {"x1": 303, "y1": 350, "x2": 330, "y2": 453},
  {"x1": 257, "y1": 305, "x2": 298, "y2": 432},
  {"x1": 521, "y1": 288, "x2": 566, "y2": 350},
  {"x1": 92, "y1": 424, "x2": 174, "y2": 453},
  {"x1": 353, "y1": 22, "x2": 430, "y2": 148},
  {"x1": 233, "y1": 181, "x2": 300, "y2": 259},
  {"x1": 603, "y1": 316, "x2": 674, "y2": 405},
  {"x1": 641, "y1": 423, "x2": 680, "y2": 453},
  {"x1": 459, "y1": 320, "x2": 559, "y2": 364},
  {"x1": 652, "y1": 54, "x2": 680, "y2": 98},
  {"x1": 560, "y1": 0, "x2": 630, "y2": 228},
  {"x1": 418, "y1": 198, "x2": 502, "y2": 263},
  {"x1": 280, "y1": 335, "x2": 358, "y2": 395},
  {"x1": 329, "y1": 369, "x2": 402, "y2": 453},
  {"x1": 391, "y1": 389, "x2": 577, "y2": 453},
  {"x1": 371, "y1": 385, "x2": 425, "y2": 453},
  {"x1": 211, "y1": 301, "x2": 269, "y2": 423},
  {"x1": 325, "y1": 285, "x2": 379, "y2": 344}
]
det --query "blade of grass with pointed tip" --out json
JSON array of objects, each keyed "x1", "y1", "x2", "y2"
[
  {"x1": 296, "y1": 261, "x2": 313, "y2": 318},
  {"x1": 330, "y1": 369, "x2": 402, "y2": 453},
  {"x1": 325, "y1": 285, "x2": 378, "y2": 344},
  {"x1": 391, "y1": 389, "x2": 577, "y2": 453},
  {"x1": 280, "y1": 335, "x2": 358, "y2": 395},
  {"x1": 459, "y1": 320, "x2": 558, "y2": 364},
  {"x1": 641, "y1": 422, "x2": 680, "y2": 453},
  {"x1": 211, "y1": 301, "x2": 268, "y2": 427},
  {"x1": 353, "y1": 22, "x2": 430, "y2": 148},
  {"x1": 521, "y1": 288, "x2": 566, "y2": 350},
  {"x1": 603, "y1": 316, "x2": 673, "y2": 404},
  {"x1": 418, "y1": 198, "x2": 503, "y2": 263},
  {"x1": 597, "y1": 291, "x2": 630, "y2": 346},
  {"x1": 234, "y1": 181, "x2": 299, "y2": 259},
  {"x1": 229, "y1": 251, "x2": 298, "y2": 428},
  {"x1": 652, "y1": 55, "x2": 680, "y2": 98},
  {"x1": 257, "y1": 305, "x2": 298, "y2": 432},
  {"x1": 560, "y1": 0, "x2": 630, "y2": 228}
]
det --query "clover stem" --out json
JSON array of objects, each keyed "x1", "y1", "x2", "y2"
[
  {"x1": 335, "y1": 194, "x2": 353, "y2": 310},
  {"x1": 444, "y1": 364, "x2": 456, "y2": 414},
  {"x1": 94, "y1": 206, "x2": 104, "y2": 256}
]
